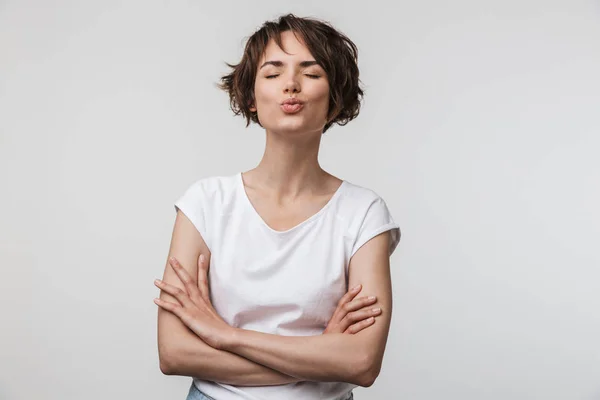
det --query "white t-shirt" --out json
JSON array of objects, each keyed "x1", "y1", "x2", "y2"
[{"x1": 174, "y1": 172, "x2": 401, "y2": 400}]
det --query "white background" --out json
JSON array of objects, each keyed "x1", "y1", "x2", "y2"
[{"x1": 1, "y1": 1, "x2": 599, "y2": 399}]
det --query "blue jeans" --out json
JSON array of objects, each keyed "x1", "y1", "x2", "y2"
[
  {"x1": 185, "y1": 383, "x2": 354, "y2": 399},
  {"x1": 186, "y1": 383, "x2": 216, "y2": 400}
]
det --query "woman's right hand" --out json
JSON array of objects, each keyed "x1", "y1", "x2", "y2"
[{"x1": 323, "y1": 284, "x2": 381, "y2": 334}]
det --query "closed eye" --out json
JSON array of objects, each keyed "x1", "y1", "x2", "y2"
[{"x1": 265, "y1": 74, "x2": 321, "y2": 79}]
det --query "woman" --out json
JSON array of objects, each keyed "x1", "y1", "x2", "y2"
[{"x1": 154, "y1": 14, "x2": 401, "y2": 400}]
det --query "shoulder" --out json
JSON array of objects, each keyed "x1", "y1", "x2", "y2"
[
  {"x1": 178, "y1": 173, "x2": 239, "y2": 203},
  {"x1": 341, "y1": 180, "x2": 382, "y2": 202},
  {"x1": 174, "y1": 172, "x2": 240, "y2": 220},
  {"x1": 337, "y1": 179, "x2": 401, "y2": 258},
  {"x1": 173, "y1": 173, "x2": 240, "y2": 250},
  {"x1": 337, "y1": 179, "x2": 391, "y2": 217},
  {"x1": 182, "y1": 173, "x2": 237, "y2": 193}
]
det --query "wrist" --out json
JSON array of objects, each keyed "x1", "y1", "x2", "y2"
[{"x1": 220, "y1": 326, "x2": 240, "y2": 351}]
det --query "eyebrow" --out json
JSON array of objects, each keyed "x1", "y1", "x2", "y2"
[{"x1": 259, "y1": 60, "x2": 320, "y2": 70}]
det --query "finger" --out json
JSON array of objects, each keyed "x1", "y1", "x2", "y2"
[
  {"x1": 338, "y1": 305, "x2": 381, "y2": 333},
  {"x1": 154, "y1": 298, "x2": 183, "y2": 316},
  {"x1": 154, "y1": 298, "x2": 195, "y2": 328},
  {"x1": 331, "y1": 284, "x2": 363, "y2": 323},
  {"x1": 337, "y1": 284, "x2": 362, "y2": 308},
  {"x1": 345, "y1": 307, "x2": 382, "y2": 325},
  {"x1": 343, "y1": 295, "x2": 378, "y2": 314},
  {"x1": 169, "y1": 257, "x2": 203, "y2": 302},
  {"x1": 334, "y1": 296, "x2": 378, "y2": 331},
  {"x1": 344, "y1": 316, "x2": 375, "y2": 334},
  {"x1": 154, "y1": 279, "x2": 195, "y2": 309},
  {"x1": 197, "y1": 253, "x2": 210, "y2": 304}
]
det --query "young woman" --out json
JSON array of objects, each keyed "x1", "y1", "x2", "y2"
[{"x1": 154, "y1": 14, "x2": 401, "y2": 400}]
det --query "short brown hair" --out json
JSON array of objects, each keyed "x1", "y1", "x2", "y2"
[{"x1": 217, "y1": 13, "x2": 364, "y2": 134}]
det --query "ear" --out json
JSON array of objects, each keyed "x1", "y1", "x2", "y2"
[{"x1": 249, "y1": 104, "x2": 256, "y2": 112}]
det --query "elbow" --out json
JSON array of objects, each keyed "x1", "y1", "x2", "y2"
[
  {"x1": 159, "y1": 359, "x2": 174, "y2": 375},
  {"x1": 352, "y1": 352, "x2": 381, "y2": 387},
  {"x1": 359, "y1": 369, "x2": 379, "y2": 388},
  {"x1": 158, "y1": 343, "x2": 179, "y2": 375}
]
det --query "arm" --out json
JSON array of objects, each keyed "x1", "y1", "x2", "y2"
[
  {"x1": 161, "y1": 333, "x2": 301, "y2": 386},
  {"x1": 157, "y1": 211, "x2": 301, "y2": 386},
  {"x1": 220, "y1": 231, "x2": 394, "y2": 387}
]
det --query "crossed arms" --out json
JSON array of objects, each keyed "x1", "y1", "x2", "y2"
[{"x1": 156, "y1": 211, "x2": 393, "y2": 387}]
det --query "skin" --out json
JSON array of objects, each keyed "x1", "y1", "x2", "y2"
[
  {"x1": 244, "y1": 29, "x2": 341, "y2": 209},
  {"x1": 155, "y1": 30, "x2": 394, "y2": 387}
]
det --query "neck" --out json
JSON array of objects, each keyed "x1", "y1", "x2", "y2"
[{"x1": 245, "y1": 129, "x2": 329, "y2": 198}]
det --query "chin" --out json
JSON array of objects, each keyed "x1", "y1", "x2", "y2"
[
  {"x1": 268, "y1": 119, "x2": 305, "y2": 131},
  {"x1": 276, "y1": 124, "x2": 322, "y2": 135}
]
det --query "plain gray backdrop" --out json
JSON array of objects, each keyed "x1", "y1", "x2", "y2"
[{"x1": 1, "y1": 1, "x2": 599, "y2": 399}]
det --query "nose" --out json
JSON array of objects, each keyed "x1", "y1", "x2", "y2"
[{"x1": 283, "y1": 75, "x2": 301, "y2": 94}]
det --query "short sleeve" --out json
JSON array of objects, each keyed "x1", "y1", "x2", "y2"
[
  {"x1": 350, "y1": 196, "x2": 401, "y2": 259},
  {"x1": 174, "y1": 181, "x2": 210, "y2": 249}
]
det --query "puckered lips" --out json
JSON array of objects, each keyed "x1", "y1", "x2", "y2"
[{"x1": 281, "y1": 98, "x2": 304, "y2": 114}]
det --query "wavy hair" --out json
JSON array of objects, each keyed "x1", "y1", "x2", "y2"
[{"x1": 216, "y1": 13, "x2": 364, "y2": 134}]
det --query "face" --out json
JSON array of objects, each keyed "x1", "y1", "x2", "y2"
[{"x1": 250, "y1": 31, "x2": 330, "y2": 136}]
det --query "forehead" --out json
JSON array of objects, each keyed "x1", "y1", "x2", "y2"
[{"x1": 260, "y1": 31, "x2": 314, "y2": 62}]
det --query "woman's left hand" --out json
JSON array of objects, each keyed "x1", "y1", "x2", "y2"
[{"x1": 154, "y1": 255, "x2": 233, "y2": 350}]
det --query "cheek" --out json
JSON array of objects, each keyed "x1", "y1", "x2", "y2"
[
  {"x1": 254, "y1": 85, "x2": 278, "y2": 105},
  {"x1": 314, "y1": 86, "x2": 330, "y2": 110},
  {"x1": 314, "y1": 82, "x2": 330, "y2": 102}
]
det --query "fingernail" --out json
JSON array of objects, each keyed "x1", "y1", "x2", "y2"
[
  {"x1": 154, "y1": 279, "x2": 161, "y2": 285},
  {"x1": 372, "y1": 308, "x2": 381, "y2": 313},
  {"x1": 368, "y1": 296, "x2": 376, "y2": 300},
  {"x1": 200, "y1": 254, "x2": 205, "y2": 263},
  {"x1": 353, "y1": 284, "x2": 361, "y2": 291}
]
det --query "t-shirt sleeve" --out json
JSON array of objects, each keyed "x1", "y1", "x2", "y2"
[
  {"x1": 350, "y1": 196, "x2": 401, "y2": 259},
  {"x1": 174, "y1": 180, "x2": 210, "y2": 249}
]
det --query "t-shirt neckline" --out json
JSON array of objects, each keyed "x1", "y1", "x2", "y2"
[{"x1": 237, "y1": 172, "x2": 346, "y2": 235}]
